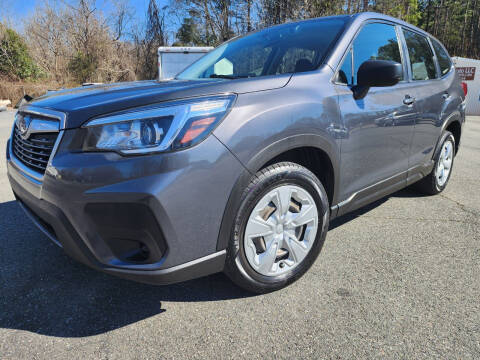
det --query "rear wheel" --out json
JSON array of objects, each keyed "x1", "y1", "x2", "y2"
[
  {"x1": 415, "y1": 131, "x2": 455, "y2": 195},
  {"x1": 224, "y1": 162, "x2": 330, "y2": 293}
]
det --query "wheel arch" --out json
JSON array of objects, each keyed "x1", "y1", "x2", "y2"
[
  {"x1": 445, "y1": 120, "x2": 462, "y2": 154},
  {"x1": 439, "y1": 111, "x2": 462, "y2": 155},
  {"x1": 216, "y1": 134, "x2": 340, "y2": 251}
]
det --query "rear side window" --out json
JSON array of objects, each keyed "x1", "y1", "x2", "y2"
[
  {"x1": 431, "y1": 39, "x2": 452, "y2": 76},
  {"x1": 403, "y1": 29, "x2": 437, "y2": 80},
  {"x1": 337, "y1": 23, "x2": 403, "y2": 85}
]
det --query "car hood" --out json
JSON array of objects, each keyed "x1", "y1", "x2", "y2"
[{"x1": 26, "y1": 75, "x2": 291, "y2": 129}]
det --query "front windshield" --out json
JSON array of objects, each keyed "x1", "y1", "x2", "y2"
[{"x1": 176, "y1": 17, "x2": 348, "y2": 80}]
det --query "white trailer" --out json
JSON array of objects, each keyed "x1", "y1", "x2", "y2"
[
  {"x1": 157, "y1": 46, "x2": 213, "y2": 80},
  {"x1": 452, "y1": 56, "x2": 480, "y2": 115}
]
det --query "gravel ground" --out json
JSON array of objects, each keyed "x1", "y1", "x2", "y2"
[{"x1": 0, "y1": 110, "x2": 479, "y2": 359}]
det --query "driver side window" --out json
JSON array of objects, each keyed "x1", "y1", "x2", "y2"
[{"x1": 337, "y1": 23, "x2": 403, "y2": 85}]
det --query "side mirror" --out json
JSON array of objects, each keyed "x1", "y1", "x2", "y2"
[{"x1": 352, "y1": 60, "x2": 403, "y2": 100}]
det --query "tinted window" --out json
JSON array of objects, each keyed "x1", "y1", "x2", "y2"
[
  {"x1": 403, "y1": 29, "x2": 437, "y2": 80},
  {"x1": 337, "y1": 49, "x2": 352, "y2": 84},
  {"x1": 201, "y1": 45, "x2": 273, "y2": 78},
  {"x1": 352, "y1": 23, "x2": 403, "y2": 85},
  {"x1": 277, "y1": 47, "x2": 316, "y2": 74},
  {"x1": 431, "y1": 39, "x2": 452, "y2": 76},
  {"x1": 177, "y1": 18, "x2": 347, "y2": 80}
]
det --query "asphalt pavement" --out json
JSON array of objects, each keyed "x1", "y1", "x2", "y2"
[{"x1": 0, "y1": 110, "x2": 479, "y2": 359}]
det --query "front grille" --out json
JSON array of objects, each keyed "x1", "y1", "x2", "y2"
[{"x1": 12, "y1": 125, "x2": 58, "y2": 174}]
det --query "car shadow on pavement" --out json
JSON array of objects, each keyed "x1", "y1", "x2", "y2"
[
  {"x1": 0, "y1": 187, "x2": 424, "y2": 338},
  {"x1": 0, "y1": 200, "x2": 252, "y2": 338}
]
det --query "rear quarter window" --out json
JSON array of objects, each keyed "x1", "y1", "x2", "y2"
[{"x1": 431, "y1": 39, "x2": 452, "y2": 76}]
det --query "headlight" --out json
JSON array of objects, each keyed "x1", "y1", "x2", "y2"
[{"x1": 82, "y1": 95, "x2": 235, "y2": 154}]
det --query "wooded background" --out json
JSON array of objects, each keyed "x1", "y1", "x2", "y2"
[{"x1": 0, "y1": 0, "x2": 479, "y2": 100}]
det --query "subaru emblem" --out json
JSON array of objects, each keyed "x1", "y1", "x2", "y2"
[{"x1": 16, "y1": 115, "x2": 31, "y2": 139}]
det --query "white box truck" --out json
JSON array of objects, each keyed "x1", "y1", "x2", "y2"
[
  {"x1": 157, "y1": 47, "x2": 213, "y2": 80},
  {"x1": 452, "y1": 56, "x2": 480, "y2": 116}
]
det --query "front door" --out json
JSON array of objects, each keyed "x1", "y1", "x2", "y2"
[{"x1": 333, "y1": 22, "x2": 417, "y2": 212}]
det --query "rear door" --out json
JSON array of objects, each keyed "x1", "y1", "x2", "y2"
[
  {"x1": 333, "y1": 22, "x2": 417, "y2": 211},
  {"x1": 400, "y1": 29, "x2": 448, "y2": 176}
]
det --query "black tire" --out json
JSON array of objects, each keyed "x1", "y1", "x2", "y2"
[
  {"x1": 415, "y1": 131, "x2": 456, "y2": 195},
  {"x1": 224, "y1": 162, "x2": 330, "y2": 294}
]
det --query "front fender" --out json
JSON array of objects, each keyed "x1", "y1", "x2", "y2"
[
  {"x1": 213, "y1": 71, "x2": 342, "y2": 251},
  {"x1": 214, "y1": 133, "x2": 340, "y2": 251}
]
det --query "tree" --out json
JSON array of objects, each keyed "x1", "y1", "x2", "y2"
[
  {"x1": 68, "y1": 51, "x2": 96, "y2": 83},
  {"x1": 257, "y1": 0, "x2": 299, "y2": 26},
  {"x1": 176, "y1": 17, "x2": 203, "y2": 46},
  {"x1": 4, "y1": 0, "x2": 480, "y2": 86},
  {"x1": 24, "y1": 2, "x2": 68, "y2": 81},
  {"x1": 174, "y1": 0, "x2": 237, "y2": 45},
  {"x1": 132, "y1": 0, "x2": 168, "y2": 79},
  {"x1": 23, "y1": 0, "x2": 135, "y2": 84},
  {"x1": 0, "y1": 23, "x2": 43, "y2": 80}
]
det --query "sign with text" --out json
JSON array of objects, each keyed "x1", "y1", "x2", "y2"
[{"x1": 456, "y1": 66, "x2": 476, "y2": 81}]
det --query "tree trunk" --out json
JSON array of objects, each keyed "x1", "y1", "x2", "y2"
[
  {"x1": 425, "y1": 0, "x2": 432, "y2": 32},
  {"x1": 460, "y1": 0, "x2": 470, "y2": 55},
  {"x1": 247, "y1": 0, "x2": 252, "y2": 32},
  {"x1": 468, "y1": 0, "x2": 478, "y2": 57},
  {"x1": 222, "y1": 0, "x2": 229, "y2": 41}
]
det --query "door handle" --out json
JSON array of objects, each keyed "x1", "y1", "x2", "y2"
[
  {"x1": 442, "y1": 92, "x2": 449, "y2": 100},
  {"x1": 403, "y1": 95, "x2": 415, "y2": 105}
]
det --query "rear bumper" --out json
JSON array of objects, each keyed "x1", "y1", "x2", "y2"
[{"x1": 6, "y1": 130, "x2": 244, "y2": 285}]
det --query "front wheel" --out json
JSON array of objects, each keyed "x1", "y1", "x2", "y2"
[
  {"x1": 224, "y1": 162, "x2": 330, "y2": 293},
  {"x1": 415, "y1": 131, "x2": 456, "y2": 195}
]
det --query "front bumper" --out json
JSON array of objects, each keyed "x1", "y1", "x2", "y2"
[{"x1": 6, "y1": 128, "x2": 245, "y2": 285}]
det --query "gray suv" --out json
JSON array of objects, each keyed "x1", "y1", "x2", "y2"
[{"x1": 6, "y1": 12, "x2": 465, "y2": 293}]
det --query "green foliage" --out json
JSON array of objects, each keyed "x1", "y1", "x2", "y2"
[
  {"x1": 68, "y1": 52, "x2": 97, "y2": 83},
  {"x1": 373, "y1": 0, "x2": 421, "y2": 26},
  {"x1": 404, "y1": 0, "x2": 422, "y2": 25},
  {"x1": 174, "y1": 16, "x2": 221, "y2": 47},
  {"x1": 1, "y1": 0, "x2": 479, "y2": 87},
  {"x1": 175, "y1": 18, "x2": 202, "y2": 46},
  {"x1": 0, "y1": 24, "x2": 43, "y2": 80},
  {"x1": 176, "y1": 0, "x2": 479, "y2": 59}
]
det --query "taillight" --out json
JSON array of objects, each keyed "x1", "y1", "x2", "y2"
[{"x1": 461, "y1": 82, "x2": 468, "y2": 96}]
